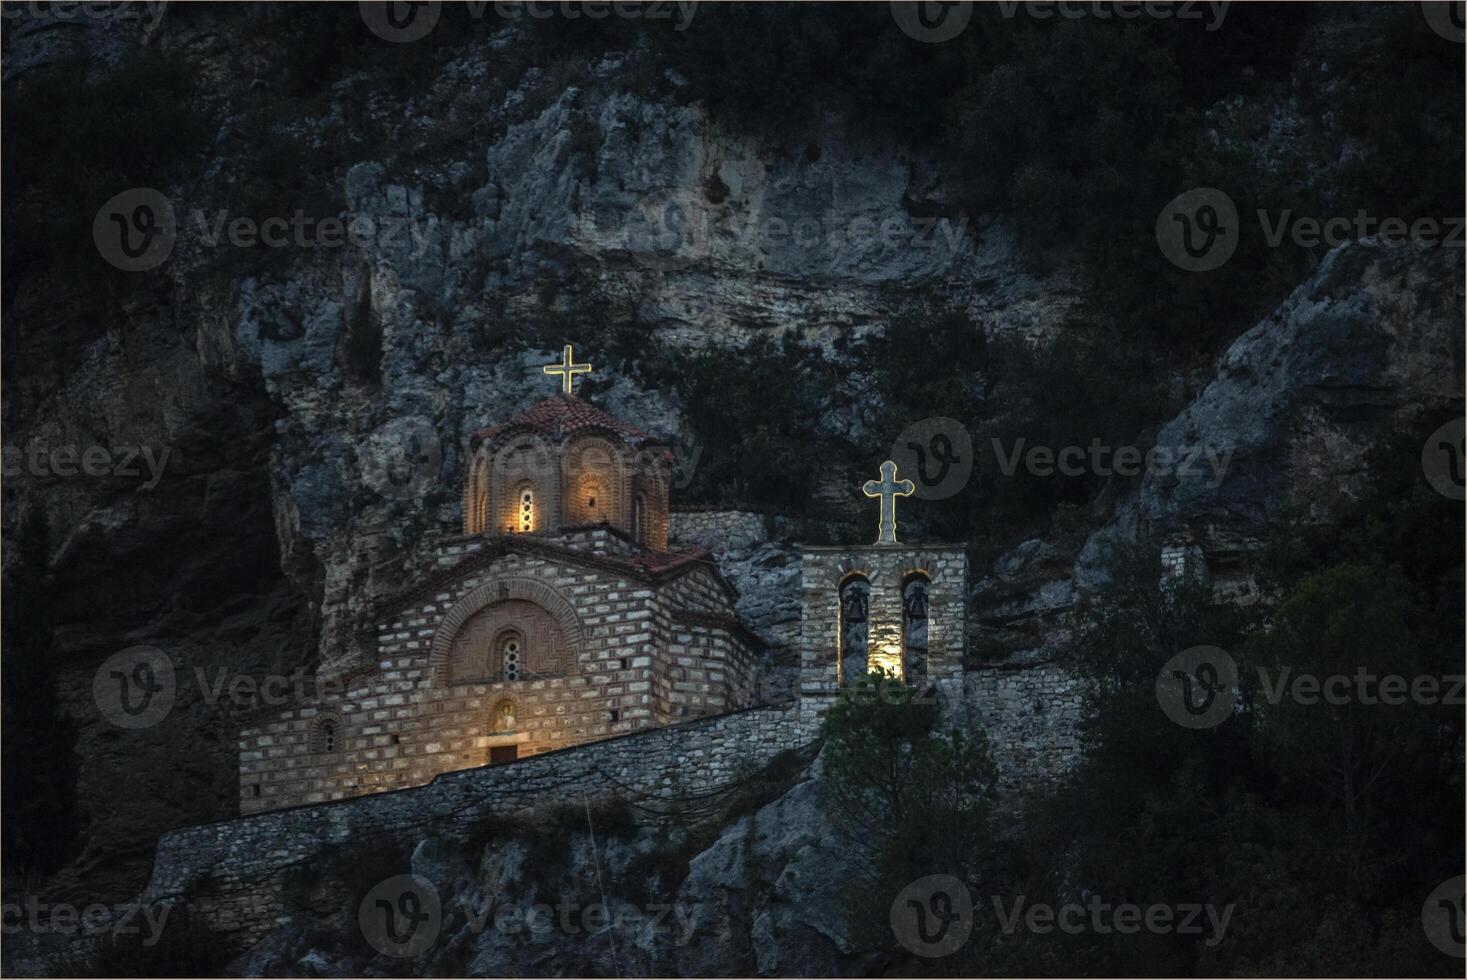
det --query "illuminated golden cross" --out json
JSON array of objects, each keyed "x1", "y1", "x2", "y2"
[
  {"x1": 863, "y1": 459, "x2": 915, "y2": 545},
  {"x1": 543, "y1": 344, "x2": 592, "y2": 396}
]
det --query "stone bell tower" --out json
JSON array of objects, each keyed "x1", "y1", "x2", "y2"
[{"x1": 797, "y1": 460, "x2": 968, "y2": 725}]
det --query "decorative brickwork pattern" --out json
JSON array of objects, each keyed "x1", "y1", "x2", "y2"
[
  {"x1": 463, "y1": 397, "x2": 672, "y2": 545},
  {"x1": 238, "y1": 528, "x2": 758, "y2": 815}
]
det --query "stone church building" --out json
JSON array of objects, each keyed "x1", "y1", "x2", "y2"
[{"x1": 237, "y1": 347, "x2": 974, "y2": 816}]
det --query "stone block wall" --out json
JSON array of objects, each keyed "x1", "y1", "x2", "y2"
[
  {"x1": 669, "y1": 509, "x2": 768, "y2": 551},
  {"x1": 156, "y1": 704, "x2": 817, "y2": 945},
  {"x1": 960, "y1": 665, "x2": 1086, "y2": 788},
  {"x1": 798, "y1": 544, "x2": 969, "y2": 724},
  {"x1": 239, "y1": 531, "x2": 753, "y2": 816}
]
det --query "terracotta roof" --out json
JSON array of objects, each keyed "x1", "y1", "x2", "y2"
[
  {"x1": 474, "y1": 395, "x2": 666, "y2": 447},
  {"x1": 595, "y1": 546, "x2": 711, "y2": 576},
  {"x1": 371, "y1": 532, "x2": 738, "y2": 622}
]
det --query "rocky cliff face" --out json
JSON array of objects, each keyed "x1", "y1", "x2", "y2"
[{"x1": 1, "y1": 3, "x2": 1459, "y2": 942}]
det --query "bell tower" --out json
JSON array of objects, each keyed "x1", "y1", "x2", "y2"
[{"x1": 797, "y1": 460, "x2": 968, "y2": 724}]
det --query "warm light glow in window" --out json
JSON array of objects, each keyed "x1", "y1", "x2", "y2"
[
  {"x1": 870, "y1": 642, "x2": 904, "y2": 678},
  {"x1": 518, "y1": 488, "x2": 534, "y2": 532}
]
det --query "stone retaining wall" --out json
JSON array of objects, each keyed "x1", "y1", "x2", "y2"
[
  {"x1": 669, "y1": 509, "x2": 769, "y2": 551},
  {"x1": 150, "y1": 703, "x2": 815, "y2": 943},
  {"x1": 962, "y1": 665, "x2": 1086, "y2": 788}
]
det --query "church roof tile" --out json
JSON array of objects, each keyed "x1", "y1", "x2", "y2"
[{"x1": 473, "y1": 395, "x2": 665, "y2": 447}]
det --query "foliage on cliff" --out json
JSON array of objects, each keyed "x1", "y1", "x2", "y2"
[{"x1": 977, "y1": 431, "x2": 1465, "y2": 976}]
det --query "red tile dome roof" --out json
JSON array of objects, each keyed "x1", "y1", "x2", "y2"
[{"x1": 473, "y1": 395, "x2": 667, "y2": 447}]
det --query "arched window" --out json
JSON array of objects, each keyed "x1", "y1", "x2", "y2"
[
  {"x1": 464, "y1": 453, "x2": 490, "y2": 535},
  {"x1": 312, "y1": 715, "x2": 341, "y2": 754},
  {"x1": 902, "y1": 573, "x2": 931, "y2": 684},
  {"x1": 632, "y1": 494, "x2": 648, "y2": 544},
  {"x1": 496, "y1": 629, "x2": 524, "y2": 681},
  {"x1": 516, "y1": 486, "x2": 535, "y2": 533},
  {"x1": 838, "y1": 575, "x2": 870, "y2": 687},
  {"x1": 491, "y1": 698, "x2": 517, "y2": 733}
]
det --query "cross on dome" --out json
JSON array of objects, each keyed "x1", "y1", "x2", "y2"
[{"x1": 543, "y1": 344, "x2": 593, "y2": 396}]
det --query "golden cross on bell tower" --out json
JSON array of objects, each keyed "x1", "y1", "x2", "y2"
[
  {"x1": 543, "y1": 344, "x2": 593, "y2": 396},
  {"x1": 862, "y1": 459, "x2": 915, "y2": 545}
]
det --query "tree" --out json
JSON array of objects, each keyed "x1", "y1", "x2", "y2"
[
  {"x1": 1247, "y1": 564, "x2": 1442, "y2": 900},
  {"x1": 819, "y1": 671, "x2": 997, "y2": 957}
]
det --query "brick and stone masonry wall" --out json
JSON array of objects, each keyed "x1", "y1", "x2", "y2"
[
  {"x1": 152, "y1": 703, "x2": 816, "y2": 943},
  {"x1": 669, "y1": 509, "x2": 768, "y2": 551},
  {"x1": 668, "y1": 508, "x2": 848, "y2": 553},
  {"x1": 941, "y1": 667, "x2": 1086, "y2": 789},
  {"x1": 798, "y1": 544, "x2": 969, "y2": 722},
  {"x1": 239, "y1": 534, "x2": 754, "y2": 815}
]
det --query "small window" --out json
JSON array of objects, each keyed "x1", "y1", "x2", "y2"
[
  {"x1": 632, "y1": 494, "x2": 648, "y2": 544},
  {"x1": 313, "y1": 716, "x2": 341, "y2": 754},
  {"x1": 518, "y1": 488, "x2": 535, "y2": 533},
  {"x1": 587, "y1": 493, "x2": 598, "y2": 509},
  {"x1": 609, "y1": 709, "x2": 620, "y2": 723},
  {"x1": 503, "y1": 638, "x2": 521, "y2": 680},
  {"x1": 838, "y1": 575, "x2": 871, "y2": 687},
  {"x1": 496, "y1": 630, "x2": 524, "y2": 682},
  {"x1": 247, "y1": 784, "x2": 261, "y2": 798}
]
